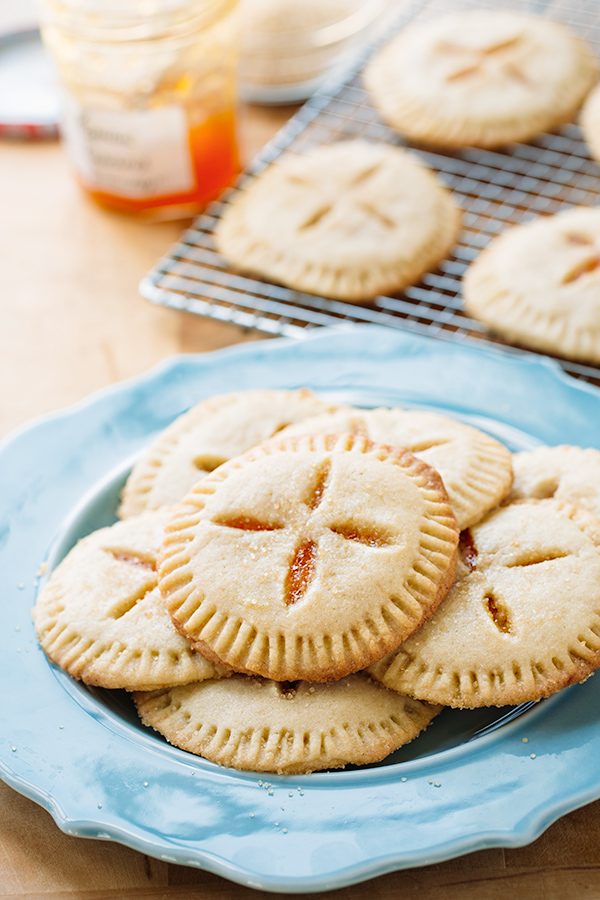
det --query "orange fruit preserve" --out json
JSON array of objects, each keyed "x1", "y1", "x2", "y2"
[{"x1": 83, "y1": 107, "x2": 239, "y2": 218}]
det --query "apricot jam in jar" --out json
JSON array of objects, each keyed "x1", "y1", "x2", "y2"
[{"x1": 41, "y1": 0, "x2": 240, "y2": 219}]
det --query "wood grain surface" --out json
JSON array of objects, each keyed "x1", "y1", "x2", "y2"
[
  {"x1": 3, "y1": 2, "x2": 600, "y2": 897},
  {"x1": 0, "y1": 101, "x2": 280, "y2": 441}
]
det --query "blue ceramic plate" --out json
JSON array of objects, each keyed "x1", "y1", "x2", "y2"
[{"x1": 2, "y1": 325, "x2": 600, "y2": 894}]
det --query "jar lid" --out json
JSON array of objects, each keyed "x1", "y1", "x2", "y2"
[{"x1": 0, "y1": 27, "x2": 60, "y2": 139}]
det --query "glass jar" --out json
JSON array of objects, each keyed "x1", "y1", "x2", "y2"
[
  {"x1": 40, "y1": 0, "x2": 240, "y2": 219},
  {"x1": 238, "y1": 0, "x2": 387, "y2": 104}
]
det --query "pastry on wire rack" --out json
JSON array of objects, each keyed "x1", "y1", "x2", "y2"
[
  {"x1": 364, "y1": 9, "x2": 597, "y2": 149},
  {"x1": 214, "y1": 139, "x2": 461, "y2": 302}
]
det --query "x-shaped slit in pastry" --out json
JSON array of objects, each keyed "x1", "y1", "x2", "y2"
[
  {"x1": 506, "y1": 552, "x2": 569, "y2": 567},
  {"x1": 296, "y1": 160, "x2": 396, "y2": 234},
  {"x1": 299, "y1": 205, "x2": 333, "y2": 231},
  {"x1": 213, "y1": 515, "x2": 283, "y2": 532},
  {"x1": 107, "y1": 550, "x2": 156, "y2": 571},
  {"x1": 104, "y1": 549, "x2": 157, "y2": 619},
  {"x1": 214, "y1": 460, "x2": 390, "y2": 606},
  {"x1": 286, "y1": 540, "x2": 316, "y2": 605},
  {"x1": 438, "y1": 35, "x2": 529, "y2": 84},
  {"x1": 358, "y1": 202, "x2": 396, "y2": 230},
  {"x1": 193, "y1": 453, "x2": 228, "y2": 472},
  {"x1": 349, "y1": 162, "x2": 382, "y2": 187},
  {"x1": 564, "y1": 232, "x2": 594, "y2": 246},
  {"x1": 408, "y1": 437, "x2": 452, "y2": 453}
]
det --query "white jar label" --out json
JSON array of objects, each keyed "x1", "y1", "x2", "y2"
[{"x1": 60, "y1": 98, "x2": 195, "y2": 198}]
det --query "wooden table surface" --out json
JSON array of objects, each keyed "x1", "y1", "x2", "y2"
[{"x1": 3, "y1": 4, "x2": 600, "y2": 899}]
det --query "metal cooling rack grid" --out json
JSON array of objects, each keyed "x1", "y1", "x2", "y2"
[{"x1": 140, "y1": 0, "x2": 600, "y2": 388}]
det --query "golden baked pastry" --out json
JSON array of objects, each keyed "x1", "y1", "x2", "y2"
[
  {"x1": 214, "y1": 140, "x2": 461, "y2": 302},
  {"x1": 370, "y1": 499, "x2": 600, "y2": 707},
  {"x1": 32, "y1": 511, "x2": 224, "y2": 691},
  {"x1": 118, "y1": 388, "x2": 339, "y2": 518},
  {"x1": 463, "y1": 206, "x2": 600, "y2": 364},
  {"x1": 507, "y1": 445, "x2": 600, "y2": 518},
  {"x1": 279, "y1": 405, "x2": 513, "y2": 529},
  {"x1": 364, "y1": 9, "x2": 597, "y2": 148},
  {"x1": 134, "y1": 673, "x2": 441, "y2": 774},
  {"x1": 158, "y1": 433, "x2": 459, "y2": 682}
]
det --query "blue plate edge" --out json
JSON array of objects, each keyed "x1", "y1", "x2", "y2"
[
  {"x1": 2, "y1": 748, "x2": 600, "y2": 896},
  {"x1": 2, "y1": 324, "x2": 598, "y2": 458},
  {"x1": 2, "y1": 325, "x2": 600, "y2": 893}
]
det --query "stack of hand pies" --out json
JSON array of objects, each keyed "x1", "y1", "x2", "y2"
[{"x1": 33, "y1": 388, "x2": 600, "y2": 774}]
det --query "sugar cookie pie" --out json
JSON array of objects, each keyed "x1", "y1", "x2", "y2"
[
  {"x1": 279, "y1": 405, "x2": 513, "y2": 530},
  {"x1": 118, "y1": 388, "x2": 339, "y2": 519},
  {"x1": 364, "y1": 10, "x2": 597, "y2": 149},
  {"x1": 158, "y1": 433, "x2": 459, "y2": 683},
  {"x1": 463, "y1": 206, "x2": 600, "y2": 364},
  {"x1": 507, "y1": 445, "x2": 600, "y2": 518},
  {"x1": 214, "y1": 140, "x2": 461, "y2": 302},
  {"x1": 134, "y1": 673, "x2": 441, "y2": 774},
  {"x1": 370, "y1": 499, "x2": 600, "y2": 708},
  {"x1": 33, "y1": 510, "x2": 224, "y2": 691}
]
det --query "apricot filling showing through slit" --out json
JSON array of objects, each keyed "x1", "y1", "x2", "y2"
[
  {"x1": 30, "y1": 380, "x2": 600, "y2": 774},
  {"x1": 463, "y1": 206, "x2": 600, "y2": 364},
  {"x1": 32, "y1": 510, "x2": 223, "y2": 691},
  {"x1": 278, "y1": 406, "x2": 513, "y2": 530},
  {"x1": 158, "y1": 433, "x2": 459, "y2": 683},
  {"x1": 369, "y1": 499, "x2": 600, "y2": 708}
]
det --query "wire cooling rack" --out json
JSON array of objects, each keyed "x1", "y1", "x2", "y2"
[{"x1": 140, "y1": 0, "x2": 600, "y2": 388}]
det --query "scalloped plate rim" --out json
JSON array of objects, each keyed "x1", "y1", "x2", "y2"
[{"x1": 2, "y1": 325, "x2": 600, "y2": 893}]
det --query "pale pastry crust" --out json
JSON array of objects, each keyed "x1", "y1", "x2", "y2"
[
  {"x1": 118, "y1": 388, "x2": 339, "y2": 519},
  {"x1": 134, "y1": 673, "x2": 441, "y2": 774},
  {"x1": 580, "y1": 82, "x2": 600, "y2": 163},
  {"x1": 279, "y1": 406, "x2": 513, "y2": 529},
  {"x1": 370, "y1": 499, "x2": 600, "y2": 708},
  {"x1": 214, "y1": 140, "x2": 461, "y2": 302},
  {"x1": 507, "y1": 445, "x2": 600, "y2": 518},
  {"x1": 463, "y1": 206, "x2": 600, "y2": 364},
  {"x1": 158, "y1": 433, "x2": 459, "y2": 682},
  {"x1": 364, "y1": 10, "x2": 597, "y2": 149},
  {"x1": 32, "y1": 511, "x2": 225, "y2": 691}
]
